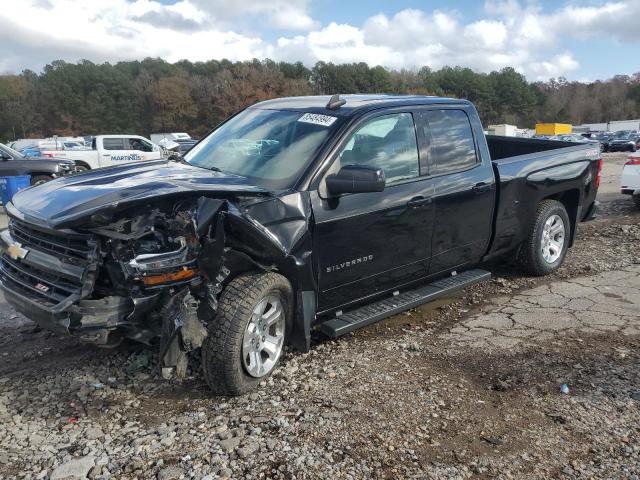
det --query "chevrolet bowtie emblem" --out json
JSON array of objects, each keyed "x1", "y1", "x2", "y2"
[{"x1": 7, "y1": 242, "x2": 29, "y2": 260}]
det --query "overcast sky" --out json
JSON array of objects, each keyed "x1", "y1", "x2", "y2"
[{"x1": 1, "y1": 0, "x2": 639, "y2": 81}]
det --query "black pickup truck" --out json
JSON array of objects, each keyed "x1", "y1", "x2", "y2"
[
  {"x1": 0, "y1": 95, "x2": 601, "y2": 395},
  {"x1": 0, "y1": 143, "x2": 76, "y2": 185}
]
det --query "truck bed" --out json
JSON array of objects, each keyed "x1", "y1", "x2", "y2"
[
  {"x1": 484, "y1": 135, "x2": 601, "y2": 261},
  {"x1": 486, "y1": 135, "x2": 590, "y2": 162}
]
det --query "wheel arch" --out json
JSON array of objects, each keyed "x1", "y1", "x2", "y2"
[
  {"x1": 220, "y1": 251, "x2": 313, "y2": 354},
  {"x1": 542, "y1": 189, "x2": 579, "y2": 246},
  {"x1": 74, "y1": 160, "x2": 91, "y2": 170},
  {"x1": 29, "y1": 172, "x2": 54, "y2": 179},
  {"x1": 28, "y1": 173, "x2": 55, "y2": 185}
]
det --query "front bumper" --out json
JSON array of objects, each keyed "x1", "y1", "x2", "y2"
[{"x1": 0, "y1": 224, "x2": 139, "y2": 336}]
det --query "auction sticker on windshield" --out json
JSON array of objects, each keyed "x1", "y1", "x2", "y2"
[{"x1": 298, "y1": 113, "x2": 338, "y2": 127}]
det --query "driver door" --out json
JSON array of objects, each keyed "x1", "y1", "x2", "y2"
[{"x1": 311, "y1": 110, "x2": 435, "y2": 313}]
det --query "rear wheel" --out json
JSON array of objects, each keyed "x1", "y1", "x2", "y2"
[
  {"x1": 518, "y1": 200, "x2": 570, "y2": 276},
  {"x1": 201, "y1": 272, "x2": 292, "y2": 395},
  {"x1": 633, "y1": 194, "x2": 640, "y2": 208},
  {"x1": 30, "y1": 175, "x2": 53, "y2": 186}
]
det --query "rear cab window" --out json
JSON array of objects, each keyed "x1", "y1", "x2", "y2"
[
  {"x1": 421, "y1": 110, "x2": 478, "y2": 175},
  {"x1": 102, "y1": 138, "x2": 126, "y2": 150}
]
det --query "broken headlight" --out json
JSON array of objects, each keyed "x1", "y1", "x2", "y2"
[{"x1": 126, "y1": 237, "x2": 199, "y2": 287}]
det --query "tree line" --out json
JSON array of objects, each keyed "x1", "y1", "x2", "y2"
[{"x1": 1, "y1": 58, "x2": 639, "y2": 142}]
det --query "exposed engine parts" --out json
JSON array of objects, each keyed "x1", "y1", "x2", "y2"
[{"x1": 53, "y1": 192, "x2": 312, "y2": 377}]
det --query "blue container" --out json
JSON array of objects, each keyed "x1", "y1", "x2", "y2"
[{"x1": 0, "y1": 175, "x2": 31, "y2": 205}]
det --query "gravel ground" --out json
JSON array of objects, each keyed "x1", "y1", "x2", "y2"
[{"x1": 0, "y1": 152, "x2": 639, "y2": 479}]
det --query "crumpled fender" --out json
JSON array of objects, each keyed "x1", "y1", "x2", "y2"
[{"x1": 196, "y1": 191, "x2": 316, "y2": 351}]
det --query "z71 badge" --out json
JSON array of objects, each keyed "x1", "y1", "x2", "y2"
[{"x1": 326, "y1": 255, "x2": 373, "y2": 273}]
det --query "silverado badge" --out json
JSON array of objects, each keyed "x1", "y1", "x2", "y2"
[
  {"x1": 326, "y1": 255, "x2": 374, "y2": 273},
  {"x1": 7, "y1": 241, "x2": 29, "y2": 260}
]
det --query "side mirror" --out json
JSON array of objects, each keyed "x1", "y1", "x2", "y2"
[{"x1": 326, "y1": 165, "x2": 385, "y2": 195}]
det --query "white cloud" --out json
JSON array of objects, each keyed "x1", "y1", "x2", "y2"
[
  {"x1": 0, "y1": 0, "x2": 638, "y2": 79},
  {"x1": 187, "y1": 0, "x2": 319, "y2": 31},
  {"x1": 530, "y1": 53, "x2": 580, "y2": 78}
]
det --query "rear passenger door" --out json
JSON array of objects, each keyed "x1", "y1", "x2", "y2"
[
  {"x1": 418, "y1": 108, "x2": 495, "y2": 274},
  {"x1": 100, "y1": 137, "x2": 127, "y2": 167}
]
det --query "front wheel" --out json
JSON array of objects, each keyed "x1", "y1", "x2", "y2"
[
  {"x1": 518, "y1": 200, "x2": 570, "y2": 276},
  {"x1": 201, "y1": 272, "x2": 292, "y2": 395}
]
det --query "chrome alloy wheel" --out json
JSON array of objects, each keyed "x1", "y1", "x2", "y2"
[
  {"x1": 242, "y1": 295, "x2": 285, "y2": 378},
  {"x1": 541, "y1": 214, "x2": 565, "y2": 264}
]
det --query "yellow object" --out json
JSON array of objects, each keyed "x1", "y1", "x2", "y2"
[{"x1": 535, "y1": 123, "x2": 572, "y2": 135}]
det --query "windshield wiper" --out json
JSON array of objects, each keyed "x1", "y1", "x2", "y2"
[{"x1": 183, "y1": 159, "x2": 223, "y2": 173}]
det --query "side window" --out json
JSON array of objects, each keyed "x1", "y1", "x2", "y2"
[
  {"x1": 102, "y1": 138, "x2": 126, "y2": 150},
  {"x1": 338, "y1": 113, "x2": 419, "y2": 185},
  {"x1": 127, "y1": 137, "x2": 153, "y2": 152},
  {"x1": 140, "y1": 139, "x2": 154, "y2": 152},
  {"x1": 424, "y1": 110, "x2": 477, "y2": 174}
]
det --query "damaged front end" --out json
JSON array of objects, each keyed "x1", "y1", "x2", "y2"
[
  {"x1": 0, "y1": 198, "x2": 229, "y2": 376},
  {"x1": 0, "y1": 190, "x2": 315, "y2": 379}
]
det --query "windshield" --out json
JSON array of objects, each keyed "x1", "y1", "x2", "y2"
[
  {"x1": 0, "y1": 143, "x2": 24, "y2": 159},
  {"x1": 185, "y1": 108, "x2": 341, "y2": 189},
  {"x1": 614, "y1": 131, "x2": 633, "y2": 139}
]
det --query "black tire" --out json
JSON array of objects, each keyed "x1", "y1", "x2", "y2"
[
  {"x1": 518, "y1": 200, "x2": 571, "y2": 276},
  {"x1": 74, "y1": 163, "x2": 90, "y2": 173},
  {"x1": 30, "y1": 175, "x2": 53, "y2": 186},
  {"x1": 633, "y1": 194, "x2": 640, "y2": 209},
  {"x1": 201, "y1": 272, "x2": 292, "y2": 396}
]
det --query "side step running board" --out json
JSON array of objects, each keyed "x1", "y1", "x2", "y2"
[{"x1": 319, "y1": 269, "x2": 491, "y2": 338}]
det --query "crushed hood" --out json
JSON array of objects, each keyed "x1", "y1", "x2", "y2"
[{"x1": 8, "y1": 160, "x2": 269, "y2": 229}]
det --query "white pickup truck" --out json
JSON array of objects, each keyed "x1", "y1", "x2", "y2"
[{"x1": 41, "y1": 135, "x2": 164, "y2": 171}]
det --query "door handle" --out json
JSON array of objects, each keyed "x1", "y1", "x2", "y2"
[
  {"x1": 472, "y1": 183, "x2": 492, "y2": 194},
  {"x1": 407, "y1": 196, "x2": 432, "y2": 208}
]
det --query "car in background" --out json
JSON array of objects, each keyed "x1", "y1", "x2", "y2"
[
  {"x1": 556, "y1": 134, "x2": 600, "y2": 144},
  {"x1": 0, "y1": 143, "x2": 76, "y2": 185},
  {"x1": 174, "y1": 138, "x2": 198, "y2": 154},
  {"x1": 61, "y1": 141, "x2": 88, "y2": 150},
  {"x1": 593, "y1": 133, "x2": 615, "y2": 152},
  {"x1": 40, "y1": 134, "x2": 165, "y2": 171},
  {"x1": 621, "y1": 153, "x2": 640, "y2": 208},
  {"x1": 18, "y1": 139, "x2": 86, "y2": 157},
  {"x1": 19, "y1": 145, "x2": 43, "y2": 157},
  {"x1": 150, "y1": 133, "x2": 197, "y2": 156},
  {"x1": 555, "y1": 134, "x2": 603, "y2": 152},
  {"x1": 608, "y1": 132, "x2": 640, "y2": 152},
  {"x1": 549, "y1": 133, "x2": 602, "y2": 151}
]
